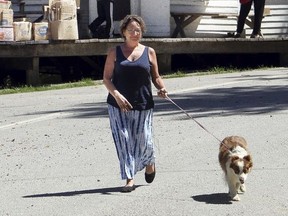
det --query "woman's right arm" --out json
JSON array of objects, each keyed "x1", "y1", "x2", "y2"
[
  {"x1": 103, "y1": 47, "x2": 118, "y2": 96},
  {"x1": 102, "y1": 47, "x2": 133, "y2": 111}
]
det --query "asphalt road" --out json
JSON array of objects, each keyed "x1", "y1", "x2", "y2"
[{"x1": 1, "y1": 68, "x2": 288, "y2": 216}]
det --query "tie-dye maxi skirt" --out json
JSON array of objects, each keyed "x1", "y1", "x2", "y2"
[{"x1": 108, "y1": 105, "x2": 155, "y2": 180}]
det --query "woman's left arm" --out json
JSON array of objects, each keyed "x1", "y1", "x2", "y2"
[{"x1": 148, "y1": 47, "x2": 168, "y2": 98}]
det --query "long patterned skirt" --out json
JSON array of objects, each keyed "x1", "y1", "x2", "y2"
[{"x1": 108, "y1": 105, "x2": 155, "y2": 180}]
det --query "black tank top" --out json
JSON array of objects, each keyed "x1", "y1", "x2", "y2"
[{"x1": 107, "y1": 46, "x2": 154, "y2": 110}]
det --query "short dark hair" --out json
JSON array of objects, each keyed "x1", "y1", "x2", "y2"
[{"x1": 120, "y1": 15, "x2": 146, "y2": 39}]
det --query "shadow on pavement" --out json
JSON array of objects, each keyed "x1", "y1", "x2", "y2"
[
  {"x1": 17, "y1": 79, "x2": 288, "y2": 119},
  {"x1": 22, "y1": 185, "x2": 144, "y2": 198},
  {"x1": 192, "y1": 193, "x2": 232, "y2": 205},
  {"x1": 68, "y1": 84, "x2": 288, "y2": 118}
]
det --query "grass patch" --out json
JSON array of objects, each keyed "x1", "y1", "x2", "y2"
[
  {"x1": 163, "y1": 65, "x2": 269, "y2": 78},
  {"x1": 0, "y1": 66, "x2": 270, "y2": 95},
  {"x1": 162, "y1": 70, "x2": 187, "y2": 78},
  {"x1": 163, "y1": 66, "x2": 239, "y2": 78},
  {"x1": 0, "y1": 78, "x2": 101, "y2": 95}
]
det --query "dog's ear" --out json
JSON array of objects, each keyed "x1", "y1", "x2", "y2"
[
  {"x1": 244, "y1": 155, "x2": 253, "y2": 172},
  {"x1": 244, "y1": 155, "x2": 252, "y2": 162}
]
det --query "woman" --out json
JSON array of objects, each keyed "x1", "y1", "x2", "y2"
[{"x1": 103, "y1": 15, "x2": 168, "y2": 192}]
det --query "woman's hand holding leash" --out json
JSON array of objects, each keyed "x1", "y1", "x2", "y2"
[{"x1": 157, "y1": 88, "x2": 168, "y2": 98}]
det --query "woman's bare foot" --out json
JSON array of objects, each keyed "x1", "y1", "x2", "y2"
[
  {"x1": 125, "y1": 179, "x2": 134, "y2": 187},
  {"x1": 145, "y1": 164, "x2": 155, "y2": 174}
]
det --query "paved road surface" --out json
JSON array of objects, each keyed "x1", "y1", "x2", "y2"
[{"x1": 1, "y1": 68, "x2": 287, "y2": 215}]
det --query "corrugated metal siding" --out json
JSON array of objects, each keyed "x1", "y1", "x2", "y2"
[{"x1": 262, "y1": 1, "x2": 288, "y2": 37}]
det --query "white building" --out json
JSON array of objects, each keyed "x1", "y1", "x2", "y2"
[{"x1": 12, "y1": 0, "x2": 288, "y2": 39}]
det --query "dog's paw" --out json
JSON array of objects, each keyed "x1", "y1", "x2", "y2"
[
  {"x1": 239, "y1": 184, "x2": 246, "y2": 193},
  {"x1": 231, "y1": 194, "x2": 241, "y2": 201},
  {"x1": 229, "y1": 191, "x2": 241, "y2": 201}
]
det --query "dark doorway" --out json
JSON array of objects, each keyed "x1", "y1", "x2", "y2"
[{"x1": 114, "y1": 0, "x2": 130, "y2": 21}]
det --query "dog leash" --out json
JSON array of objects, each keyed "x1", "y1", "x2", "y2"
[{"x1": 165, "y1": 96, "x2": 230, "y2": 150}]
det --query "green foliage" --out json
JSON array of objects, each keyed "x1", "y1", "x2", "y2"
[
  {"x1": 0, "y1": 78, "x2": 99, "y2": 95},
  {"x1": 163, "y1": 70, "x2": 186, "y2": 78}
]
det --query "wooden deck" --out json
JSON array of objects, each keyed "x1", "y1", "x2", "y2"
[
  {"x1": 1, "y1": 37, "x2": 288, "y2": 85},
  {"x1": 2, "y1": 37, "x2": 288, "y2": 56}
]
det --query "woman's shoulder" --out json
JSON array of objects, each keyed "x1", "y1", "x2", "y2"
[
  {"x1": 146, "y1": 46, "x2": 156, "y2": 55},
  {"x1": 108, "y1": 46, "x2": 118, "y2": 52},
  {"x1": 105, "y1": 46, "x2": 118, "y2": 62},
  {"x1": 107, "y1": 46, "x2": 118, "y2": 56}
]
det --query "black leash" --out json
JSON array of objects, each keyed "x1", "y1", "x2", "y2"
[{"x1": 165, "y1": 96, "x2": 230, "y2": 150}]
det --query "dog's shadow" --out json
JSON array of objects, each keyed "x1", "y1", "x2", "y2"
[{"x1": 192, "y1": 193, "x2": 232, "y2": 205}]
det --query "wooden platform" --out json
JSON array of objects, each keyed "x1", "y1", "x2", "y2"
[{"x1": 1, "y1": 38, "x2": 288, "y2": 85}]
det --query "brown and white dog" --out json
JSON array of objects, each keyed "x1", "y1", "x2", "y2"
[{"x1": 218, "y1": 136, "x2": 253, "y2": 201}]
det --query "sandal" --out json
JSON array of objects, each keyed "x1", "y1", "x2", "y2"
[{"x1": 121, "y1": 185, "x2": 135, "y2": 193}]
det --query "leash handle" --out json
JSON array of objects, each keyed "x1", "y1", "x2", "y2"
[{"x1": 165, "y1": 96, "x2": 223, "y2": 144}]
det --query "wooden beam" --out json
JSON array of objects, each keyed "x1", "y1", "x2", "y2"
[
  {"x1": 0, "y1": 38, "x2": 287, "y2": 58},
  {"x1": 26, "y1": 57, "x2": 40, "y2": 86}
]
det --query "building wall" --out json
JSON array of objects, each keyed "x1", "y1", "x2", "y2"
[
  {"x1": 88, "y1": 0, "x2": 97, "y2": 24},
  {"x1": 130, "y1": 0, "x2": 170, "y2": 37},
  {"x1": 89, "y1": 0, "x2": 170, "y2": 37},
  {"x1": 17, "y1": 0, "x2": 288, "y2": 38}
]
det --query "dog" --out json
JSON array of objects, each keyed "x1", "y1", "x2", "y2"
[{"x1": 218, "y1": 136, "x2": 253, "y2": 201}]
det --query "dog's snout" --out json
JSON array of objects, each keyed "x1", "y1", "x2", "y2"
[{"x1": 240, "y1": 177, "x2": 245, "y2": 184}]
